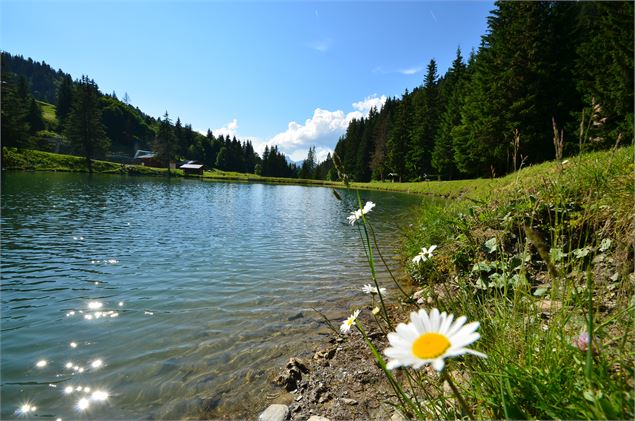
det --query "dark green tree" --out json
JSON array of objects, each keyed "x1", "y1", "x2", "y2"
[
  {"x1": 575, "y1": 1, "x2": 634, "y2": 146},
  {"x1": 432, "y1": 48, "x2": 467, "y2": 179},
  {"x1": 154, "y1": 111, "x2": 177, "y2": 174},
  {"x1": 407, "y1": 59, "x2": 439, "y2": 180},
  {"x1": 56, "y1": 74, "x2": 74, "y2": 130},
  {"x1": 299, "y1": 145, "x2": 317, "y2": 179},
  {"x1": 215, "y1": 146, "x2": 229, "y2": 170},
  {"x1": 386, "y1": 90, "x2": 412, "y2": 181},
  {"x1": 27, "y1": 98, "x2": 46, "y2": 133},
  {"x1": 0, "y1": 73, "x2": 31, "y2": 148},
  {"x1": 64, "y1": 76, "x2": 110, "y2": 172},
  {"x1": 453, "y1": 1, "x2": 557, "y2": 176}
]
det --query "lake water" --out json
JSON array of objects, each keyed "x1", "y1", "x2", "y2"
[{"x1": 0, "y1": 172, "x2": 422, "y2": 419}]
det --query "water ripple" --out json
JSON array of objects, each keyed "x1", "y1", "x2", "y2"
[{"x1": 1, "y1": 172, "x2": 425, "y2": 419}]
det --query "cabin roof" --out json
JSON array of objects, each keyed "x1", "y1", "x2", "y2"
[
  {"x1": 134, "y1": 149, "x2": 156, "y2": 159},
  {"x1": 180, "y1": 163, "x2": 204, "y2": 170}
]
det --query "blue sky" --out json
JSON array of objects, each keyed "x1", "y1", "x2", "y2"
[{"x1": 2, "y1": 1, "x2": 494, "y2": 161}]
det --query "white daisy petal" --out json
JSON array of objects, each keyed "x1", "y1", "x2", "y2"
[
  {"x1": 395, "y1": 322, "x2": 419, "y2": 341},
  {"x1": 431, "y1": 358, "x2": 445, "y2": 371},
  {"x1": 383, "y1": 308, "x2": 485, "y2": 372},
  {"x1": 453, "y1": 321, "x2": 481, "y2": 340},
  {"x1": 439, "y1": 313, "x2": 454, "y2": 335},
  {"x1": 446, "y1": 316, "x2": 468, "y2": 337},
  {"x1": 417, "y1": 309, "x2": 433, "y2": 332},
  {"x1": 429, "y1": 308, "x2": 441, "y2": 331},
  {"x1": 451, "y1": 332, "x2": 481, "y2": 349},
  {"x1": 465, "y1": 348, "x2": 488, "y2": 358},
  {"x1": 386, "y1": 360, "x2": 402, "y2": 370}
]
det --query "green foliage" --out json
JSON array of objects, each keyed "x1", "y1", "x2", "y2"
[
  {"x1": 37, "y1": 100, "x2": 58, "y2": 127},
  {"x1": 333, "y1": 1, "x2": 633, "y2": 181},
  {"x1": 100, "y1": 95, "x2": 155, "y2": 154},
  {"x1": 56, "y1": 74, "x2": 73, "y2": 130},
  {"x1": 64, "y1": 76, "x2": 110, "y2": 171},
  {"x1": 1, "y1": 73, "x2": 32, "y2": 148},
  {"x1": 350, "y1": 146, "x2": 633, "y2": 420},
  {"x1": 153, "y1": 111, "x2": 177, "y2": 171}
]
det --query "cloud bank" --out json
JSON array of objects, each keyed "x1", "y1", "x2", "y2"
[
  {"x1": 268, "y1": 94, "x2": 387, "y2": 161},
  {"x1": 208, "y1": 94, "x2": 387, "y2": 163}
]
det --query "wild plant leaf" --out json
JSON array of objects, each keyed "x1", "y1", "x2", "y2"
[
  {"x1": 472, "y1": 261, "x2": 492, "y2": 273},
  {"x1": 599, "y1": 238, "x2": 612, "y2": 252},
  {"x1": 549, "y1": 247, "x2": 567, "y2": 262},
  {"x1": 573, "y1": 247, "x2": 591, "y2": 259},
  {"x1": 485, "y1": 237, "x2": 498, "y2": 253}
]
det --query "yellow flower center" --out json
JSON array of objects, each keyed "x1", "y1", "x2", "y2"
[{"x1": 412, "y1": 332, "x2": 451, "y2": 359}]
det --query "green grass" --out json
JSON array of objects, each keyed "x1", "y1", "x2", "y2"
[
  {"x1": 37, "y1": 100, "x2": 57, "y2": 126},
  {"x1": 356, "y1": 145, "x2": 634, "y2": 420},
  {"x1": 2, "y1": 148, "x2": 495, "y2": 195}
]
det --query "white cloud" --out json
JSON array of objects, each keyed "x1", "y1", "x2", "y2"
[
  {"x1": 353, "y1": 95, "x2": 387, "y2": 113},
  {"x1": 307, "y1": 39, "x2": 332, "y2": 53},
  {"x1": 373, "y1": 65, "x2": 423, "y2": 75},
  {"x1": 213, "y1": 118, "x2": 239, "y2": 138},
  {"x1": 200, "y1": 96, "x2": 386, "y2": 164},
  {"x1": 266, "y1": 94, "x2": 386, "y2": 162},
  {"x1": 399, "y1": 66, "x2": 423, "y2": 75}
]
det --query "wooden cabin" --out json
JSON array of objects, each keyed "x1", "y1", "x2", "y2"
[{"x1": 179, "y1": 160, "x2": 204, "y2": 175}]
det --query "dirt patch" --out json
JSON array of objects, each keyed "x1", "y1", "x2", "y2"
[{"x1": 269, "y1": 305, "x2": 408, "y2": 421}]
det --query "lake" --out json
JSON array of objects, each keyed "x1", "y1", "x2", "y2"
[{"x1": 0, "y1": 172, "x2": 422, "y2": 419}]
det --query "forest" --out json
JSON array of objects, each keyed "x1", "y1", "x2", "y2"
[
  {"x1": 1, "y1": 1, "x2": 633, "y2": 180},
  {"x1": 335, "y1": 1, "x2": 633, "y2": 181}
]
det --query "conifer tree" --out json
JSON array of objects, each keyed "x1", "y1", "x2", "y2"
[
  {"x1": 56, "y1": 75, "x2": 73, "y2": 130},
  {"x1": 407, "y1": 59, "x2": 439, "y2": 180},
  {"x1": 154, "y1": 111, "x2": 177, "y2": 174},
  {"x1": 432, "y1": 48, "x2": 466, "y2": 179},
  {"x1": 575, "y1": 1, "x2": 634, "y2": 145},
  {"x1": 299, "y1": 145, "x2": 317, "y2": 179},
  {"x1": 0, "y1": 73, "x2": 31, "y2": 148},
  {"x1": 386, "y1": 91, "x2": 412, "y2": 181},
  {"x1": 64, "y1": 76, "x2": 110, "y2": 172},
  {"x1": 27, "y1": 98, "x2": 45, "y2": 133}
]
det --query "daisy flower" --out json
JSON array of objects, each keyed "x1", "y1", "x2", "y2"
[
  {"x1": 347, "y1": 201, "x2": 376, "y2": 225},
  {"x1": 384, "y1": 308, "x2": 486, "y2": 371},
  {"x1": 340, "y1": 309, "x2": 361, "y2": 334},
  {"x1": 412, "y1": 245, "x2": 437, "y2": 264},
  {"x1": 362, "y1": 284, "x2": 387, "y2": 295}
]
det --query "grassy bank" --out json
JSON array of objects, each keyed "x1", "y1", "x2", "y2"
[
  {"x1": 346, "y1": 145, "x2": 634, "y2": 419},
  {"x1": 2, "y1": 147, "x2": 491, "y2": 195}
]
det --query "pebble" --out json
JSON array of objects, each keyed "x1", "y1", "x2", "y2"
[
  {"x1": 259, "y1": 404, "x2": 289, "y2": 421},
  {"x1": 307, "y1": 416, "x2": 331, "y2": 421},
  {"x1": 341, "y1": 398, "x2": 358, "y2": 405},
  {"x1": 391, "y1": 411, "x2": 409, "y2": 421}
]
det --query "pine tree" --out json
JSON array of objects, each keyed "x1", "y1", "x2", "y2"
[
  {"x1": 64, "y1": 76, "x2": 110, "y2": 172},
  {"x1": 575, "y1": 1, "x2": 634, "y2": 145},
  {"x1": 453, "y1": 1, "x2": 557, "y2": 177},
  {"x1": 386, "y1": 90, "x2": 412, "y2": 181},
  {"x1": 432, "y1": 48, "x2": 466, "y2": 179},
  {"x1": 0, "y1": 73, "x2": 31, "y2": 148},
  {"x1": 299, "y1": 145, "x2": 317, "y2": 179},
  {"x1": 56, "y1": 75, "x2": 73, "y2": 130},
  {"x1": 407, "y1": 59, "x2": 439, "y2": 180},
  {"x1": 27, "y1": 98, "x2": 45, "y2": 133},
  {"x1": 154, "y1": 111, "x2": 177, "y2": 174}
]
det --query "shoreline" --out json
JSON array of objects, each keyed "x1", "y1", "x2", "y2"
[
  {"x1": 258, "y1": 145, "x2": 634, "y2": 420},
  {"x1": 1, "y1": 147, "x2": 490, "y2": 199}
]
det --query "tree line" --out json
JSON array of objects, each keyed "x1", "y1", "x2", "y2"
[
  {"x1": 334, "y1": 1, "x2": 633, "y2": 181},
  {"x1": 1, "y1": 52, "x2": 303, "y2": 177}
]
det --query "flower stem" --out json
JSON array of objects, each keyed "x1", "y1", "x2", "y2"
[
  {"x1": 443, "y1": 370, "x2": 474, "y2": 419},
  {"x1": 367, "y1": 222, "x2": 410, "y2": 299},
  {"x1": 355, "y1": 321, "x2": 424, "y2": 419}
]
